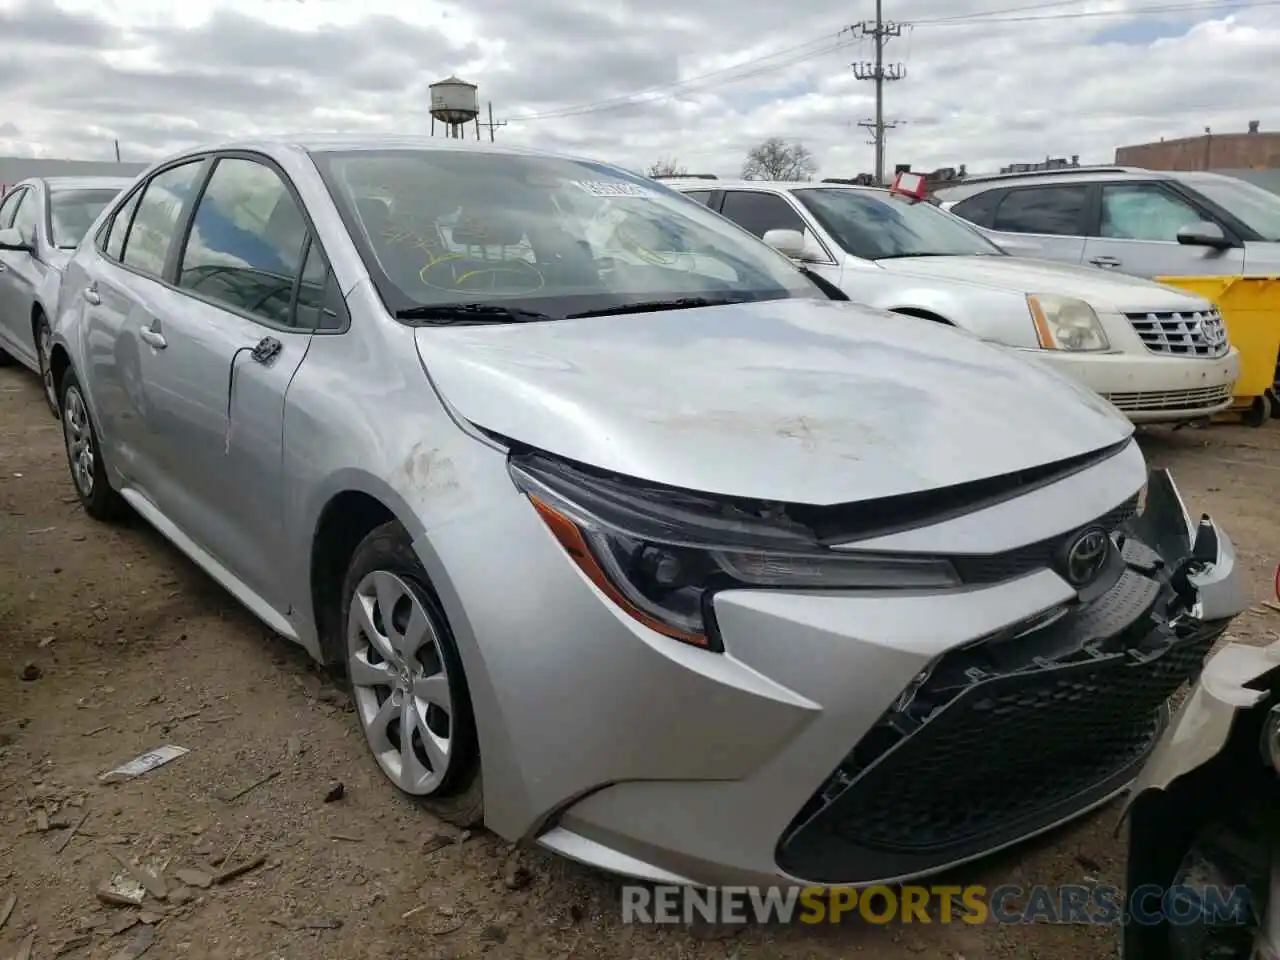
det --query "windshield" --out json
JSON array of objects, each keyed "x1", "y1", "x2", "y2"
[
  {"x1": 310, "y1": 149, "x2": 822, "y2": 319},
  {"x1": 49, "y1": 188, "x2": 122, "y2": 247},
  {"x1": 793, "y1": 187, "x2": 1004, "y2": 260},
  {"x1": 1179, "y1": 174, "x2": 1280, "y2": 242}
]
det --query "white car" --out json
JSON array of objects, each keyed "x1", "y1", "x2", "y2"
[{"x1": 668, "y1": 178, "x2": 1241, "y2": 425}]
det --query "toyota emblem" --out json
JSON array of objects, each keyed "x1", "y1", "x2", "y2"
[{"x1": 1061, "y1": 527, "x2": 1111, "y2": 587}]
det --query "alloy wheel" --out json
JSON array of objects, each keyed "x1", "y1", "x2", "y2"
[
  {"x1": 346, "y1": 570, "x2": 454, "y2": 795},
  {"x1": 63, "y1": 386, "x2": 95, "y2": 498},
  {"x1": 38, "y1": 322, "x2": 57, "y2": 415}
]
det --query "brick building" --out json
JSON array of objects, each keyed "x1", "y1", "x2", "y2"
[{"x1": 1115, "y1": 122, "x2": 1280, "y2": 171}]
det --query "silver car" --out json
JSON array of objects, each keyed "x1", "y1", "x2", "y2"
[
  {"x1": 0, "y1": 177, "x2": 133, "y2": 415},
  {"x1": 49, "y1": 136, "x2": 1246, "y2": 889},
  {"x1": 933, "y1": 166, "x2": 1280, "y2": 278}
]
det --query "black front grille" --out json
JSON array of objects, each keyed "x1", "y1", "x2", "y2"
[
  {"x1": 776, "y1": 539, "x2": 1228, "y2": 885},
  {"x1": 951, "y1": 493, "x2": 1139, "y2": 584}
]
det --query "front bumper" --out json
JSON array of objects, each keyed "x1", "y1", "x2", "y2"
[
  {"x1": 537, "y1": 468, "x2": 1246, "y2": 889},
  {"x1": 1030, "y1": 347, "x2": 1240, "y2": 423}
]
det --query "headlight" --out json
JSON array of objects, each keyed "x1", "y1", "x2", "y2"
[
  {"x1": 1027, "y1": 294, "x2": 1110, "y2": 351},
  {"x1": 509, "y1": 454, "x2": 961, "y2": 650}
]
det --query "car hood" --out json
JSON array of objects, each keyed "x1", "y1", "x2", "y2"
[
  {"x1": 876, "y1": 255, "x2": 1214, "y2": 312},
  {"x1": 414, "y1": 297, "x2": 1133, "y2": 505}
]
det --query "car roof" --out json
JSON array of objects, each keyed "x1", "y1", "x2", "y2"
[
  {"x1": 43, "y1": 176, "x2": 135, "y2": 191},
  {"x1": 931, "y1": 166, "x2": 1174, "y2": 198},
  {"x1": 669, "y1": 179, "x2": 891, "y2": 197},
  {"x1": 145, "y1": 134, "x2": 620, "y2": 173}
]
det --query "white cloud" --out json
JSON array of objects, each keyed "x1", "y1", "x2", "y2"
[{"x1": 0, "y1": 0, "x2": 1277, "y2": 177}]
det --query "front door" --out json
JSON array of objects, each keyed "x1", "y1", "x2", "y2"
[
  {"x1": 0, "y1": 188, "x2": 43, "y2": 365},
  {"x1": 133, "y1": 155, "x2": 321, "y2": 612},
  {"x1": 1081, "y1": 181, "x2": 1246, "y2": 279}
]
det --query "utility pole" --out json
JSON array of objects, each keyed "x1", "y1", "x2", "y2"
[
  {"x1": 850, "y1": 0, "x2": 905, "y2": 185},
  {"x1": 480, "y1": 102, "x2": 507, "y2": 143}
]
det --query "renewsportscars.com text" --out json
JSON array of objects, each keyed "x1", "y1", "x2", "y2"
[{"x1": 621, "y1": 883, "x2": 1253, "y2": 926}]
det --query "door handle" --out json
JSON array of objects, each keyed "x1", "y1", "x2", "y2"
[
  {"x1": 1089, "y1": 256, "x2": 1122, "y2": 268},
  {"x1": 82, "y1": 283, "x2": 101, "y2": 305},
  {"x1": 139, "y1": 326, "x2": 167, "y2": 349}
]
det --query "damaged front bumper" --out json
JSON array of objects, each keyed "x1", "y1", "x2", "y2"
[{"x1": 774, "y1": 468, "x2": 1248, "y2": 885}]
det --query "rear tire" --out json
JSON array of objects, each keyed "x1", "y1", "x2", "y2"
[
  {"x1": 339, "y1": 521, "x2": 484, "y2": 828},
  {"x1": 0, "y1": 346, "x2": 14, "y2": 367},
  {"x1": 60, "y1": 369, "x2": 127, "y2": 522}
]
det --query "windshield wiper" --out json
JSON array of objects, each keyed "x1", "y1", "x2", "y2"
[
  {"x1": 566, "y1": 296, "x2": 742, "y2": 319},
  {"x1": 394, "y1": 303, "x2": 557, "y2": 325}
]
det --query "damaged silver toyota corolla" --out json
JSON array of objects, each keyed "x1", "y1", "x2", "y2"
[{"x1": 49, "y1": 137, "x2": 1248, "y2": 889}]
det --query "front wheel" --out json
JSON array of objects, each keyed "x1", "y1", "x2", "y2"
[
  {"x1": 35, "y1": 312, "x2": 57, "y2": 418},
  {"x1": 340, "y1": 522, "x2": 484, "y2": 828},
  {"x1": 60, "y1": 369, "x2": 126, "y2": 522},
  {"x1": 1164, "y1": 812, "x2": 1274, "y2": 960}
]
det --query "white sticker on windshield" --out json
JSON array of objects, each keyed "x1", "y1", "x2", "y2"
[{"x1": 571, "y1": 180, "x2": 652, "y2": 198}]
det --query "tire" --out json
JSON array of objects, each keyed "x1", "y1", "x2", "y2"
[
  {"x1": 0, "y1": 345, "x2": 14, "y2": 367},
  {"x1": 339, "y1": 521, "x2": 484, "y2": 828},
  {"x1": 1241, "y1": 394, "x2": 1272, "y2": 428},
  {"x1": 34, "y1": 311, "x2": 58, "y2": 418},
  {"x1": 1165, "y1": 815, "x2": 1271, "y2": 960},
  {"x1": 59, "y1": 368, "x2": 127, "y2": 522}
]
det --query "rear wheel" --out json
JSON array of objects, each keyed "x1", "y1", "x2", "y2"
[
  {"x1": 60, "y1": 369, "x2": 126, "y2": 522},
  {"x1": 340, "y1": 522, "x2": 484, "y2": 828}
]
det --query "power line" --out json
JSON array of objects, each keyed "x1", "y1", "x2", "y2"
[
  {"x1": 506, "y1": 0, "x2": 1275, "y2": 125},
  {"x1": 850, "y1": 0, "x2": 906, "y2": 185},
  {"x1": 918, "y1": 0, "x2": 1280, "y2": 26},
  {"x1": 508, "y1": 31, "x2": 845, "y2": 122}
]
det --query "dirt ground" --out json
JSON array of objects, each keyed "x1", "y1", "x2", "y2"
[{"x1": 2, "y1": 363, "x2": 1279, "y2": 960}]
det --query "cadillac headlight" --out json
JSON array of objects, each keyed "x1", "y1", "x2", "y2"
[
  {"x1": 509, "y1": 453, "x2": 960, "y2": 651},
  {"x1": 1027, "y1": 294, "x2": 1110, "y2": 352}
]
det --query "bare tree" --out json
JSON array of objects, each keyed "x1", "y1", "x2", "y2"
[
  {"x1": 741, "y1": 138, "x2": 817, "y2": 181},
  {"x1": 646, "y1": 157, "x2": 688, "y2": 177}
]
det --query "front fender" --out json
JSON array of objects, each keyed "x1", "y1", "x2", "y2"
[{"x1": 1119, "y1": 638, "x2": 1280, "y2": 824}]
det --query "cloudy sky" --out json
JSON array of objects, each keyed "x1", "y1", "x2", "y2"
[{"x1": 0, "y1": 0, "x2": 1276, "y2": 178}]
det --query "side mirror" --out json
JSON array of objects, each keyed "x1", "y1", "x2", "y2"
[
  {"x1": 0, "y1": 226, "x2": 32, "y2": 253},
  {"x1": 1176, "y1": 221, "x2": 1233, "y2": 250},
  {"x1": 762, "y1": 228, "x2": 806, "y2": 259},
  {"x1": 762, "y1": 227, "x2": 826, "y2": 262}
]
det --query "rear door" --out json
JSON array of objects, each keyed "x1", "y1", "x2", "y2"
[
  {"x1": 134, "y1": 153, "x2": 334, "y2": 611},
  {"x1": 981, "y1": 183, "x2": 1093, "y2": 264},
  {"x1": 80, "y1": 159, "x2": 209, "y2": 489},
  {"x1": 1080, "y1": 180, "x2": 1245, "y2": 278}
]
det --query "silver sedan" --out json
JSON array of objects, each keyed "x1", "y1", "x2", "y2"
[
  {"x1": 0, "y1": 176, "x2": 132, "y2": 414},
  {"x1": 49, "y1": 136, "x2": 1245, "y2": 889}
]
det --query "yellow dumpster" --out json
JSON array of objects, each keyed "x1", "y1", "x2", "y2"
[{"x1": 1156, "y1": 275, "x2": 1280, "y2": 426}]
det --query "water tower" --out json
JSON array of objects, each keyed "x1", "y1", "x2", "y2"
[{"x1": 429, "y1": 75, "x2": 481, "y2": 140}]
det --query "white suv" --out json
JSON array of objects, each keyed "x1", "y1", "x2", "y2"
[{"x1": 668, "y1": 178, "x2": 1241, "y2": 425}]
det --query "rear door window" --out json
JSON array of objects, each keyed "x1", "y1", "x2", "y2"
[
  {"x1": 949, "y1": 189, "x2": 1004, "y2": 228},
  {"x1": 121, "y1": 160, "x2": 206, "y2": 278},
  {"x1": 103, "y1": 189, "x2": 144, "y2": 262},
  {"x1": 719, "y1": 191, "x2": 806, "y2": 238},
  {"x1": 991, "y1": 186, "x2": 1090, "y2": 236}
]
